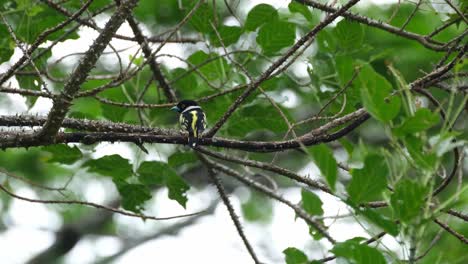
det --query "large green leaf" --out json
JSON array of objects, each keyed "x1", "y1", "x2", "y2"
[
  {"x1": 137, "y1": 161, "x2": 167, "y2": 185},
  {"x1": 0, "y1": 24, "x2": 14, "y2": 62},
  {"x1": 115, "y1": 181, "x2": 152, "y2": 213},
  {"x1": 134, "y1": 0, "x2": 184, "y2": 24},
  {"x1": 335, "y1": 55, "x2": 355, "y2": 86},
  {"x1": 390, "y1": 179, "x2": 428, "y2": 223},
  {"x1": 404, "y1": 136, "x2": 437, "y2": 171},
  {"x1": 41, "y1": 144, "x2": 82, "y2": 165},
  {"x1": 331, "y1": 238, "x2": 386, "y2": 264},
  {"x1": 69, "y1": 98, "x2": 102, "y2": 119},
  {"x1": 188, "y1": 2, "x2": 214, "y2": 33},
  {"x1": 333, "y1": 20, "x2": 364, "y2": 51},
  {"x1": 354, "y1": 206, "x2": 399, "y2": 236},
  {"x1": 166, "y1": 169, "x2": 190, "y2": 208},
  {"x1": 358, "y1": 64, "x2": 401, "y2": 123},
  {"x1": 283, "y1": 247, "x2": 308, "y2": 264},
  {"x1": 226, "y1": 102, "x2": 290, "y2": 137},
  {"x1": 301, "y1": 189, "x2": 324, "y2": 216},
  {"x1": 168, "y1": 152, "x2": 198, "y2": 168},
  {"x1": 100, "y1": 87, "x2": 130, "y2": 122},
  {"x1": 241, "y1": 191, "x2": 273, "y2": 222},
  {"x1": 245, "y1": 4, "x2": 278, "y2": 31},
  {"x1": 308, "y1": 144, "x2": 337, "y2": 191},
  {"x1": 394, "y1": 108, "x2": 440, "y2": 137},
  {"x1": 8, "y1": 3, "x2": 78, "y2": 43},
  {"x1": 15, "y1": 47, "x2": 51, "y2": 107},
  {"x1": 84, "y1": 155, "x2": 133, "y2": 180},
  {"x1": 288, "y1": 2, "x2": 314, "y2": 23},
  {"x1": 347, "y1": 154, "x2": 388, "y2": 204},
  {"x1": 257, "y1": 20, "x2": 296, "y2": 55},
  {"x1": 187, "y1": 51, "x2": 230, "y2": 82},
  {"x1": 137, "y1": 161, "x2": 190, "y2": 208},
  {"x1": 210, "y1": 25, "x2": 242, "y2": 47}
]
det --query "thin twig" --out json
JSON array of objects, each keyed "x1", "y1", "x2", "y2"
[{"x1": 0, "y1": 182, "x2": 206, "y2": 221}]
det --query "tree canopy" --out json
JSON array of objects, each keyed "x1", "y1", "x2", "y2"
[{"x1": 0, "y1": 0, "x2": 467, "y2": 263}]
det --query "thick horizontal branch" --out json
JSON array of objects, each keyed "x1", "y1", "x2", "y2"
[
  {"x1": 0, "y1": 114, "x2": 171, "y2": 134},
  {"x1": 0, "y1": 109, "x2": 370, "y2": 152}
]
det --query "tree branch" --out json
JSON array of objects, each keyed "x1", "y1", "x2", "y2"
[
  {"x1": 0, "y1": 109, "x2": 369, "y2": 152},
  {"x1": 200, "y1": 155, "x2": 262, "y2": 263}
]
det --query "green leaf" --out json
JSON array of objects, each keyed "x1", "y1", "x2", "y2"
[
  {"x1": 168, "y1": 152, "x2": 198, "y2": 168},
  {"x1": 100, "y1": 88, "x2": 129, "y2": 122},
  {"x1": 309, "y1": 222, "x2": 325, "y2": 241},
  {"x1": 134, "y1": 0, "x2": 184, "y2": 24},
  {"x1": 0, "y1": 24, "x2": 14, "y2": 62},
  {"x1": 166, "y1": 170, "x2": 190, "y2": 208},
  {"x1": 226, "y1": 102, "x2": 290, "y2": 137},
  {"x1": 137, "y1": 161, "x2": 190, "y2": 208},
  {"x1": 257, "y1": 20, "x2": 296, "y2": 55},
  {"x1": 347, "y1": 154, "x2": 388, "y2": 204},
  {"x1": 339, "y1": 138, "x2": 354, "y2": 156},
  {"x1": 69, "y1": 98, "x2": 102, "y2": 119},
  {"x1": 13, "y1": 7, "x2": 70, "y2": 43},
  {"x1": 429, "y1": 131, "x2": 464, "y2": 157},
  {"x1": 137, "y1": 161, "x2": 167, "y2": 185},
  {"x1": 288, "y1": 2, "x2": 314, "y2": 23},
  {"x1": 189, "y1": 2, "x2": 214, "y2": 33},
  {"x1": 355, "y1": 206, "x2": 399, "y2": 236},
  {"x1": 15, "y1": 47, "x2": 51, "y2": 107},
  {"x1": 245, "y1": 4, "x2": 278, "y2": 31},
  {"x1": 404, "y1": 136, "x2": 437, "y2": 171},
  {"x1": 84, "y1": 155, "x2": 133, "y2": 180},
  {"x1": 394, "y1": 108, "x2": 440, "y2": 137},
  {"x1": 335, "y1": 55, "x2": 354, "y2": 86},
  {"x1": 187, "y1": 51, "x2": 230, "y2": 81},
  {"x1": 283, "y1": 247, "x2": 308, "y2": 264},
  {"x1": 390, "y1": 179, "x2": 428, "y2": 223},
  {"x1": 241, "y1": 191, "x2": 273, "y2": 222},
  {"x1": 210, "y1": 25, "x2": 242, "y2": 47},
  {"x1": 358, "y1": 64, "x2": 401, "y2": 123},
  {"x1": 308, "y1": 144, "x2": 337, "y2": 191},
  {"x1": 301, "y1": 189, "x2": 324, "y2": 216},
  {"x1": 41, "y1": 144, "x2": 82, "y2": 165},
  {"x1": 331, "y1": 238, "x2": 386, "y2": 264},
  {"x1": 333, "y1": 20, "x2": 364, "y2": 51},
  {"x1": 115, "y1": 182, "x2": 152, "y2": 213}
]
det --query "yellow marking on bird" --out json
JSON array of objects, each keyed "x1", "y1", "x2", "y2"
[{"x1": 190, "y1": 111, "x2": 198, "y2": 137}]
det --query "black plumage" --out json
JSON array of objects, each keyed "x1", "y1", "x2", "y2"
[{"x1": 171, "y1": 100, "x2": 207, "y2": 147}]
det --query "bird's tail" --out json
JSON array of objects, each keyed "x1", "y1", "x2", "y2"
[{"x1": 188, "y1": 136, "x2": 199, "y2": 148}]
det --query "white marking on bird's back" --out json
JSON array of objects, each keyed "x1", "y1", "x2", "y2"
[{"x1": 181, "y1": 105, "x2": 202, "y2": 114}]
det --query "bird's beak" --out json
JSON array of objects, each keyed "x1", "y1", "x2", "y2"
[{"x1": 170, "y1": 106, "x2": 180, "y2": 112}]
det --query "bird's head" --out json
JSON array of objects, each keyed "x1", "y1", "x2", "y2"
[{"x1": 170, "y1": 100, "x2": 199, "y2": 113}]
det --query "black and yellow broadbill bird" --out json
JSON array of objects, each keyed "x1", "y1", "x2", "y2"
[{"x1": 171, "y1": 100, "x2": 207, "y2": 147}]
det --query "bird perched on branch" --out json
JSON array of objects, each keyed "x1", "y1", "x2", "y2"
[{"x1": 171, "y1": 100, "x2": 207, "y2": 147}]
